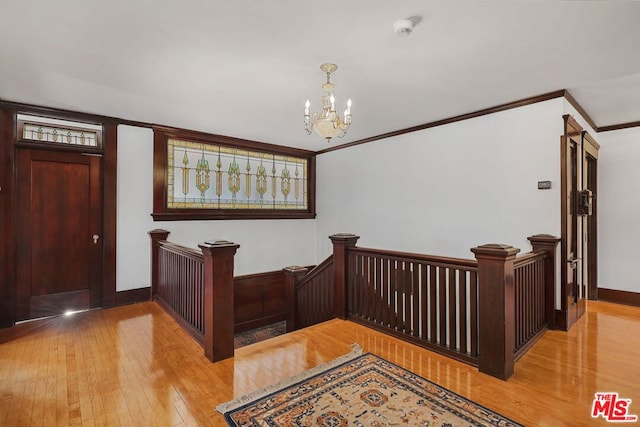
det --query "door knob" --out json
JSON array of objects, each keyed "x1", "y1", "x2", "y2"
[{"x1": 93, "y1": 234, "x2": 100, "y2": 244}]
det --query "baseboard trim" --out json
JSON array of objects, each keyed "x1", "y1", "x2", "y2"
[
  {"x1": 116, "y1": 287, "x2": 151, "y2": 306},
  {"x1": 598, "y1": 287, "x2": 640, "y2": 307}
]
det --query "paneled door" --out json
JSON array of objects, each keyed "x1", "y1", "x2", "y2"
[{"x1": 15, "y1": 148, "x2": 102, "y2": 321}]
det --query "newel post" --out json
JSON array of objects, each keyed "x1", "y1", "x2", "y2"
[
  {"x1": 527, "y1": 234, "x2": 561, "y2": 330},
  {"x1": 283, "y1": 266, "x2": 309, "y2": 332},
  {"x1": 471, "y1": 243, "x2": 520, "y2": 380},
  {"x1": 148, "y1": 229, "x2": 170, "y2": 300},
  {"x1": 329, "y1": 233, "x2": 360, "y2": 319},
  {"x1": 198, "y1": 240, "x2": 240, "y2": 363}
]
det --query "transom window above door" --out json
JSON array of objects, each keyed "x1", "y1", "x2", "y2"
[{"x1": 17, "y1": 114, "x2": 103, "y2": 151}]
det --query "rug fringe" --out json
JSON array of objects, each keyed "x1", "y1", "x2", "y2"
[{"x1": 216, "y1": 343, "x2": 363, "y2": 414}]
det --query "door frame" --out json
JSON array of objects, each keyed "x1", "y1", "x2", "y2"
[
  {"x1": 559, "y1": 115, "x2": 599, "y2": 331},
  {"x1": 0, "y1": 103, "x2": 117, "y2": 327},
  {"x1": 583, "y1": 132, "x2": 599, "y2": 301}
]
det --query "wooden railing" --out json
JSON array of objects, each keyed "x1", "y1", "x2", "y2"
[
  {"x1": 348, "y1": 247, "x2": 479, "y2": 365},
  {"x1": 514, "y1": 235, "x2": 560, "y2": 358},
  {"x1": 147, "y1": 227, "x2": 558, "y2": 379},
  {"x1": 285, "y1": 233, "x2": 559, "y2": 380},
  {"x1": 513, "y1": 251, "x2": 546, "y2": 356},
  {"x1": 283, "y1": 256, "x2": 334, "y2": 331},
  {"x1": 156, "y1": 240, "x2": 205, "y2": 341},
  {"x1": 149, "y1": 230, "x2": 239, "y2": 362}
]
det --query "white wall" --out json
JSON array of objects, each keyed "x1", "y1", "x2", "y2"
[
  {"x1": 315, "y1": 98, "x2": 565, "y2": 261},
  {"x1": 116, "y1": 125, "x2": 317, "y2": 292},
  {"x1": 597, "y1": 127, "x2": 640, "y2": 293},
  {"x1": 117, "y1": 126, "x2": 155, "y2": 291}
]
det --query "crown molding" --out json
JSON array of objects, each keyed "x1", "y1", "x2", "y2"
[
  {"x1": 563, "y1": 90, "x2": 598, "y2": 132},
  {"x1": 316, "y1": 88, "x2": 640, "y2": 155},
  {"x1": 597, "y1": 121, "x2": 640, "y2": 133},
  {"x1": 316, "y1": 90, "x2": 567, "y2": 155}
]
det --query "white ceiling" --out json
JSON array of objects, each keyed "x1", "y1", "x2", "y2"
[{"x1": 1, "y1": 0, "x2": 640, "y2": 151}]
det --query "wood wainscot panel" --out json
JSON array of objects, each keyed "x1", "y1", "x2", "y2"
[
  {"x1": 234, "y1": 270, "x2": 287, "y2": 333},
  {"x1": 234, "y1": 267, "x2": 313, "y2": 333}
]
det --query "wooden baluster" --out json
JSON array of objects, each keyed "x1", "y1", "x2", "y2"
[
  {"x1": 382, "y1": 258, "x2": 389, "y2": 327},
  {"x1": 438, "y1": 267, "x2": 447, "y2": 347},
  {"x1": 448, "y1": 268, "x2": 457, "y2": 350},
  {"x1": 420, "y1": 264, "x2": 428, "y2": 340},
  {"x1": 471, "y1": 243, "x2": 520, "y2": 380},
  {"x1": 391, "y1": 261, "x2": 399, "y2": 330},
  {"x1": 459, "y1": 270, "x2": 468, "y2": 354},
  {"x1": 412, "y1": 262, "x2": 420, "y2": 337},
  {"x1": 199, "y1": 240, "x2": 239, "y2": 363},
  {"x1": 370, "y1": 257, "x2": 375, "y2": 322},
  {"x1": 283, "y1": 265, "x2": 309, "y2": 332},
  {"x1": 329, "y1": 233, "x2": 360, "y2": 320},
  {"x1": 429, "y1": 266, "x2": 437, "y2": 343},
  {"x1": 373, "y1": 258, "x2": 379, "y2": 324},
  {"x1": 148, "y1": 229, "x2": 170, "y2": 300},
  {"x1": 469, "y1": 270, "x2": 478, "y2": 357}
]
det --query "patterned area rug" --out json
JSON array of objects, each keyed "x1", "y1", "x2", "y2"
[{"x1": 217, "y1": 345, "x2": 522, "y2": 426}]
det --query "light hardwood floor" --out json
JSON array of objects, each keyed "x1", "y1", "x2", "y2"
[{"x1": 0, "y1": 300, "x2": 638, "y2": 426}]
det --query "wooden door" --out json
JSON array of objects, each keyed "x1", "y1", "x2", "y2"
[{"x1": 15, "y1": 148, "x2": 102, "y2": 321}]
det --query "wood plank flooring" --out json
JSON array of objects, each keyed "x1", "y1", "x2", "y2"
[{"x1": 0, "y1": 300, "x2": 638, "y2": 426}]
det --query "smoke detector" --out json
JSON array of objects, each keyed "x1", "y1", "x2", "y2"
[{"x1": 393, "y1": 19, "x2": 414, "y2": 37}]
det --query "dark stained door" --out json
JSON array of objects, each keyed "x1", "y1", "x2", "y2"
[{"x1": 15, "y1": 148, "x2": 102, "y2": 321}]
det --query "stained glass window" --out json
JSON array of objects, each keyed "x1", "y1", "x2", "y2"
[
  {"x1": 17, "y1": 116, "x2": 102, "y2": 149},
  {"x1": 167, "y1": 139, "x2": 308, "y2": 210},
  {"x1": 22, "y1": 123, "x2": 99, "y2": 147},
  {"x1": 153, "y1": 129, "x2": 316, "y2": 220}
]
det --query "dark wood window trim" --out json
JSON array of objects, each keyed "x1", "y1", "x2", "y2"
[{"x1": 152, "y1": 126, "x2": 317, "y2": 221}]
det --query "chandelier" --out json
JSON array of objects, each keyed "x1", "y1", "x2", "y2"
[{"x1": 304, "y1": 63, "x2": 352, "y2": 142}]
